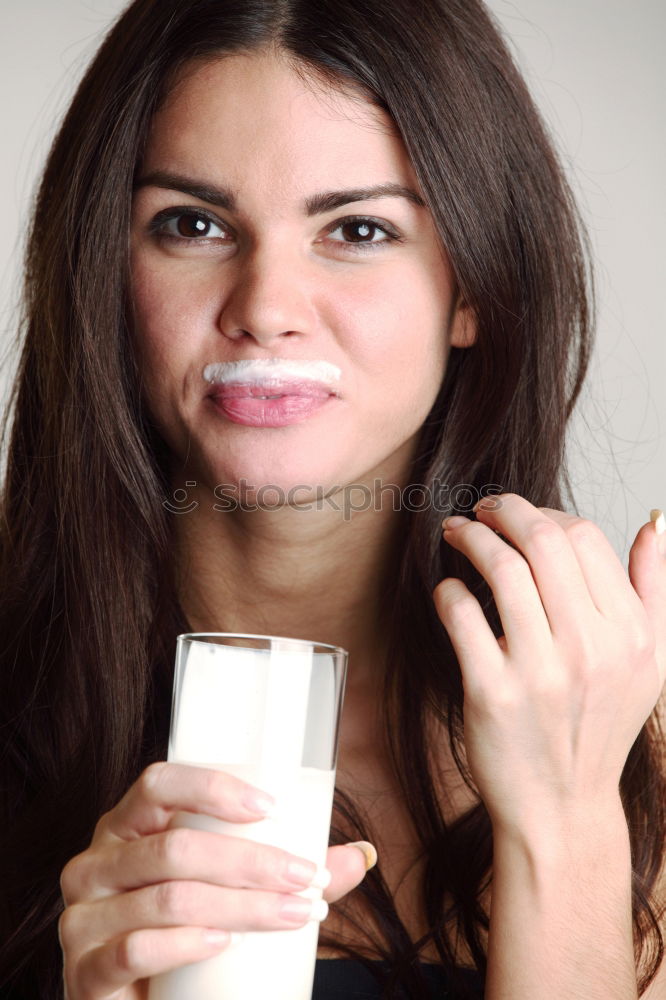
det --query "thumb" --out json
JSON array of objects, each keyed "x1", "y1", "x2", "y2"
[
  {"x1": 628, "y1": 511, "x2": 666, "y2": 690},
  {"x1": 323, "y1": 841, "x2": 377, "y2": 903},
  {"x1": 629, "y1": 510, "x2": 666, "y2": 725}
]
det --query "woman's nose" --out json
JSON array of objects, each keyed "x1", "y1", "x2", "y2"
[{"x1": 216, "y1": 247, "x2": 317, "y2": 347}]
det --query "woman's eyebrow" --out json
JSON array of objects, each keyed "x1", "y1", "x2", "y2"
[{"x1": 133, "y1": 170, "x2": 426, "y2": 214}]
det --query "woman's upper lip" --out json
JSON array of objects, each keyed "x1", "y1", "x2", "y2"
[{"x1": 209, "y1": 379, "x2": 335, "y2": 399}]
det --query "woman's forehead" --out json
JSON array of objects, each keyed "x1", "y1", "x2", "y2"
[
  {"x1": 161, "y1": 47, "x2": 386, "y2": 129},
  {"x1": 141, "y1": 50, "x2": 416, "y2": 207}
]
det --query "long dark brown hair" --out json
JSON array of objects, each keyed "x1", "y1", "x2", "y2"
[{"x1": 1, "y1": 1, "x2": 664, "y2": 996}]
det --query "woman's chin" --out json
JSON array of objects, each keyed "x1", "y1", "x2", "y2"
[{"x1": 193, "y1": 463, "x2": 349, "y2": 512}]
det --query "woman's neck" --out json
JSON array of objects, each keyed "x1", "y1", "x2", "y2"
[{"x1": 172, "y1": 481, "x2": 403, "y2": 689}]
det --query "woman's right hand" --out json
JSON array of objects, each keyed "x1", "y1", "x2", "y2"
[{"x1": 58, "y1": 762, "x2": 369, "y2": 1000}]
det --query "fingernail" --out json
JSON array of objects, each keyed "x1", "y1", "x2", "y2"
[
  {"x1": 473, "y1": 496, "x2": 501, "y2": 513},
  {"x1": 280, "y1": 895, "x2": 329, "y2": 923},
  {"x1": 242, "y1": 789, "x2": 276, "y2": 817},
  {"x1": 346, "y1": 841, "x2": 378, "y2": 871},
  {"x1": 442, "y1": 515, "x2": 470, "y2": 530},
  {"x1": 311, "y1": 866, "x2": 332, "y2": 890},
  {"x1": 286, "y1": 860, "x2": 331, "y2": 889},
  {"x1": 203, "y1": 930, "x2": 231, "y2": 948},
  {"x1": 650, "y1": 509, "x2": 666, "y2": 557},
  {"x1": 310, "y1": 898, "x2": 329, "y2": 922}
]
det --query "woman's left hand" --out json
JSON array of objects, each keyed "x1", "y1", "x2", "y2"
[{"x1": 433, "y1": 493, "x2": 666, "y2": 836}]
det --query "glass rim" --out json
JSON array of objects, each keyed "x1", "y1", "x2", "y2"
[{"x1": 177, "y1": 631, "x2": 348, "y2": 657}]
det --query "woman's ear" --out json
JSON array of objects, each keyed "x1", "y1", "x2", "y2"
[{"x1": 449, "y1": 297, "x2": 477, "y2": 348}]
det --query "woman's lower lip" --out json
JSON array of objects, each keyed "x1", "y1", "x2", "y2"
[{"x1": 209, "y1": 393, "x2": 334, "y2": 427}]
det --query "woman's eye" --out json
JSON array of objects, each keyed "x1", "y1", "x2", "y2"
[
  {"x1": 147, "y1": 209, "x2": 401, "y2": 252},
  {"x1": 327, "y1": 217, "x2": 400, "y2": 251},
  {"x1": 150, "y1": 210, "x2": 228, "y2": 243}
]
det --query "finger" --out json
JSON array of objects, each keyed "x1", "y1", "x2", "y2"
[
  {"x1": 324, "y1": 843, "x2": 375, "y2": 903},
  {"x1": 94, "y1": 763, "x2": 275, "y2": 845},
  {"x1": 538, "y1": 506, "x2": 645, "y2": 623},
  {"x1": 73, "y1": 926, "x2": 231, "y2": 997},
  {"x1": 628, "y1": 516, "x2": 666, "y2": 689},
  {"x1": 472, "y1": 493, "x2": 597, "y2": 639},
  {"x1": 441, "y1": 515, "x2": 552, "y2": 658},
  {"x1": 61, "y1": 881, "x2": 329, "y2": 945},
  {"x1": 433, "y1": 576, "x2": 505, "y2": 694},
  {"x1": 62, "y1": 828, "x2": 331, "y2": 904}
]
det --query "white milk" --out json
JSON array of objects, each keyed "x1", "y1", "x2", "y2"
[
  {"x1": 147, "y1": 638, "x2": 340, "y2": 1000},
  {"x1": 148, "y1": 762, "x2": 336, "y2": 1000}
]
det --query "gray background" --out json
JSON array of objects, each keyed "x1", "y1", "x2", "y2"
[{"x1": 1, "y1": 0, "x2": 664, "y2": 562}]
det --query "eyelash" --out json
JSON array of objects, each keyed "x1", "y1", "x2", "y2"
[{"x1": 147, "y1": 208, "x2": 403, "y2": 254}]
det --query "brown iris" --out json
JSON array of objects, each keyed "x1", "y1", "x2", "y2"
[{"x1": 176, "y1": 214, "x2": 211, "y2": 238}]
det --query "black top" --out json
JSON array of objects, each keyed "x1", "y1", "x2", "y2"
[{"x1": 312, "y1": 959, "x2": 485, "y2": 998}]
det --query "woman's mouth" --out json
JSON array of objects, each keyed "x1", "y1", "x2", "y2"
[{"x1": 208, "y1": 381, "x2": 336, "y2": 427}]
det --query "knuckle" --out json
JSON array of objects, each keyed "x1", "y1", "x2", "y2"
[
  {"x1": 631, "y1": 622, "x2": 657, "y2": 659},
  {"x1": 92, "y1": 812, "x2": 111, "y2": 840},
  {"x1": 566, "y1": 629, "x2": 600, "y2": 670},
  {"x1": 436, "y1": 581, "x2": 476, "y2": 620},
  {"x1": 252, "y1": 843, "x2": 285, "y2": 884},
  {"x1": 435, "y1": 578, "x2": 465, "y2": 604},
  {"x1": 113, "y1": 930, "x2": 146, "y2": 975},
  {"x1": 58, "y1": 904, "x2": 82, "y2": 954},
  {"x1": 446, "y1": 595, "x2": 478, "y2": 625},
  {"x1": 241, "y1": 840, "x2": 268, "y2": 880},
  {"x1": 490, "y1": 685, "x2": 520, "y2": 713},
  {"x1": 532, "y1": 663, "x2": 569, "y2": 697},
  {"x1": 468, "y1": 675, "x2": 515, "y2": 712},
  {"x1": 501, "y1": 597, "x2": 533, "y2": 626},
  {"x1": 157, "y1": 827, "x2": 193, "y2": 870},
  {"x1": 565, "y1": 517, "x2": 602, "y2": 547},
  {"x1": 242, "y1": 840, "x2": 272, "y2": 885},
  {"x1": 642, "y1": 629, "x2": 657, "y2": 659},
  {"x1": 59, "y1": 856, "x2": 79, "y2": 903},
  {"x1": 487, "y1": 547, "x2": 525, "y2": 580},
  {"x1": 199, "y1": 767, "x2": 226, "y2": 805},
  {"x1": 524, "y1": 518, "x2": 563, "y2": 552},
  {"x1": 154, "y1": 879, "x2": 190, "y2": 921},
  {"x1": 61, "y1": 851, "x2": 99, "y2": 904},
  {"x1": 139, "y1": 761, "x2": 170, "y2": 803}
]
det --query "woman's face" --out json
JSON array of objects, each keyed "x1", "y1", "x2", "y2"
[{"x1": 130, "y1": 48, "x2": 474, "y2": 501}]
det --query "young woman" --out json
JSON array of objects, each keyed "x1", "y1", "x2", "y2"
[{"x1": 1, "y1": 1, "x2": 664, "y2": 998}]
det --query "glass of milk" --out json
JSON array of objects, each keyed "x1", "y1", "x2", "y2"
[{"x1": 147, "y1": 632, "x2": 348, "y2": 1000}]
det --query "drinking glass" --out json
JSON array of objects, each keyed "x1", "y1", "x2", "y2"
[{"x1": 147, "y1": 632, "x2": 348, "y2": 1000}]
